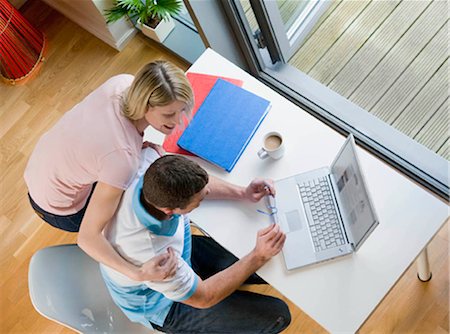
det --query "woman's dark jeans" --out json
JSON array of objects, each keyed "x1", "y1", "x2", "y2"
[
  {"x1": 151, "y1": 235, "x2": 291, "y2": 334},
  {"x1": 27, "y1": 183, "x2": 96, "y2": 232}
]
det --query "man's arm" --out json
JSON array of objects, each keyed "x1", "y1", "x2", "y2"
[
  {"x1": 206, "y1": 175, "x2": 275, "y2": 202},
  {"x1": 77, "y1": 182, "x2": 177, "y2": 281},
  {"x1": 182, "y1": 224, "x2": 285, "y2": 309}
]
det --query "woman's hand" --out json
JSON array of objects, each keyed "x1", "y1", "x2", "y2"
[{"x1": 138, "y1": 247, "x2": 178, "y2": 281}]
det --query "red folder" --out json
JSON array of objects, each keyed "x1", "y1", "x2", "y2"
[{"x1": 163, "y1": 72, "x2": 243, "y2": 155}]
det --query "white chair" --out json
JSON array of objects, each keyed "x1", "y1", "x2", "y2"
[{"x1": 28, "y1": 244, "x2": 157, "y2": 333}]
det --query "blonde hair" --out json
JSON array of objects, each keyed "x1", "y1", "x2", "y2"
[{"x1": 122, "y1": 61, "x2": 194, "y2": 121}]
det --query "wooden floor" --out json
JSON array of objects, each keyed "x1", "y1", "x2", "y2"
[
  {"x1": 0, "y1": 1, "x2": 448, "y2": 333},
  {"x1": 244, "y1": 0, "x2": 449, "y2": 160}
]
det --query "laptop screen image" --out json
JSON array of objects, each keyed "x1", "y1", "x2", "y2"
[{"x1": 331, "y1": 136, "x2": 379, "y2": 251}]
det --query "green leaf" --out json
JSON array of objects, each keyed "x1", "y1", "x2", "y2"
[
  {"x1": 104, "y1": 0, "x2": 182, "y2": 25},
  {"x1": 149, "y1": 0, "x2": 182, "y2": 22}
]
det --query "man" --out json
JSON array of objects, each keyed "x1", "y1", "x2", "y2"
[{"x1": 101, "y1": 149, "x2": 290, "y2": 333}]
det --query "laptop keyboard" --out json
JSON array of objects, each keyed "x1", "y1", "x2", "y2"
[{"x1": 298, "y1": 177, "x2": 345, "y2": 252}]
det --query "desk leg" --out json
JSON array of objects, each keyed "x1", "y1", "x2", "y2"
[{"x1": 417, "y1": 247, "x2": 432, "y2": 282}]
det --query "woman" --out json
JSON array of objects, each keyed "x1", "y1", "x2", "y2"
[{"x1": 25, "y1": 61, "x2": 193, "y2": 281}]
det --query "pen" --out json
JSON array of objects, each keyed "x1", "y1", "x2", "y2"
[
  {"x1": 264, "y1": 183, "x2": 278, "y2": 224},
  {"x1": 256, "y1": 181, "x2": 278, "y2": 224},
  {"x1": 267, "y1": 196, "x2": 278, "y2": 225}
]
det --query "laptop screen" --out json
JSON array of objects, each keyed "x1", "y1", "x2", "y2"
[{"x1": 331, "y1": 135, "x2": 378, "y2": 250}]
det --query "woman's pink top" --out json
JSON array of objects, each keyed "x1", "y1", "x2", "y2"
[{"x1": 25, "y1": 74, "x2": 143, "y2": 215}]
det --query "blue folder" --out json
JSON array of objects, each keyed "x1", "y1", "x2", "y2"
[{"x1": 178, "y1": 79, "x2": 271, "y2": 172}]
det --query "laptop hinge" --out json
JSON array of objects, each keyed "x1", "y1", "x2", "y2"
[{"x1": 327, "y1": 174, "x2": 351, "y2": 245}]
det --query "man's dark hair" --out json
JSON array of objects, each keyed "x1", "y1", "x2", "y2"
[{"x1": 143, "y1": 155, "x2": 209, "y2": 209}]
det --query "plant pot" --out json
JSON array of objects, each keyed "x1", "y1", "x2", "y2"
[{"x1": 138, "y1": 17, "x2": 175, "y2": 43}]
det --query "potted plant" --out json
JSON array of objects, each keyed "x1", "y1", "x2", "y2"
[{"x1": 104, "y1": 0, "x2": 183, "y2": 43}]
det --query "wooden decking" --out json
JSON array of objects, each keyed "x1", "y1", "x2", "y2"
[{"x1": 243, "y1": 0, "x2": 449, "y2": 160}]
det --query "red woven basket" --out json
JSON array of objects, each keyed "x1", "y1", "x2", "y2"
[{"x1": 0, "y1": 0, "x2": 46, "y2": 85}]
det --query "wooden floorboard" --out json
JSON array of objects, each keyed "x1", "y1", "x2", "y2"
[
  {"x1": 0, "y1": 1, "x2": 448, "y2": 333},
  {"x1": 0, "y1": 0, "x2": 188, "y2": 333}
]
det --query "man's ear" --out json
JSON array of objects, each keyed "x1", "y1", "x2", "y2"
[{"x1": 159, "y1": 207, "x2": 175, "y2": 215}]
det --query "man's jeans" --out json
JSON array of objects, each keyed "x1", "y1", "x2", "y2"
[
  {"x1": 151, "y1": 235, "x2": 291, "y2": 333},
  {"x1": 27, "y1": 183, "x2": 96, "y2": 232}
]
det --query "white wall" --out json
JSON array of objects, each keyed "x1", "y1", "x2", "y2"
[{"x1": 188, "y1": 1, "x2": 248, "y2": 70}]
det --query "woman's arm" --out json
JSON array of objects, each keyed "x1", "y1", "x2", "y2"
[
  {"x1": 77, "y1": 182, "x2": 177, "y2": 281},
  {"x1": 206, "y1": 175, "x2": 275, "y2": 202}
]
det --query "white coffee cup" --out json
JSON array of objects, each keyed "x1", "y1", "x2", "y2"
[{"x1": 257, "y1": 131, "x2": 284, "y2": 160}]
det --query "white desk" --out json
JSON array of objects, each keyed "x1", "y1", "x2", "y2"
[{"x1": 145, "y1": 49, "x2": 449, "y2": 333}]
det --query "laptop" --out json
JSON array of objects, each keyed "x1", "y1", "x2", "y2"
[{"x1": 271, "y1": 134, "x2": 379, "y2": 270}]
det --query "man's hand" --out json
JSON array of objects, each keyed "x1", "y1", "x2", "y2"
[
  {"x1": 244, "y1": 178, "x2": 276, "y2": 202},
  {"x1": 142, "y1": 141, "x2": 165, "y2": 156},
  {"x1": 182, "y1": 224, "x2": 286, "y2": 309},
  {"x1": 138, "y1": 247, "x2": 177, "y2": 281},
  {"x1": 252, "y1": 224, "x2": 286, "y2": 265}
]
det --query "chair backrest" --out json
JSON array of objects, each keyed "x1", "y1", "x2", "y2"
[{"x1": 28, "y1": 244, "x2": 152, "y2": 333}]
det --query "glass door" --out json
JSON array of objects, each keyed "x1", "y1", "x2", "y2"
[
  {"x1": 263, "y1": 0, "x2": 331, "y2": 61},
  {"x1": 227, "y1": 0, "x2": 449, "y2": 199}
]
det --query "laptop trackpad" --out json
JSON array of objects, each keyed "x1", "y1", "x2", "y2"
[{"x1": 285, "y1": 210, "x2": 303, "y2": 232}]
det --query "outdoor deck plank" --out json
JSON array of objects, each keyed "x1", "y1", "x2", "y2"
[
  {"x1": 241, "y1": 1, "x2": 257, "y2": 32},
  {"x1": 348, "y1": 0, "x2": 447, "y2": 111},
  {"x1": 392, "y1": 58, "x2": 448, "y2": 138},
  {"x1": 328, "y1": 0, "x2": 430, "y2": 98},
  {"x1": 240, "y1": 0, "x2": 448, "y2": 161},
  {"x1": 372, "y1": 24, "x2": 448, "y2": 122},
  {"x1": 414, "y1": 99, "x2": 449, "y2": 154},
  {"x1": 278, "y1": 0, "x2": 309, "y2": 26},
  {"x1": 437, "y1": 138, "x2": 449, "y2": 161},
  {"x1": 299, "y1": 0, "x2": 343, "y2": 43},
  {"x1": 308, "y1": 0, "x2": 400, "y2": 85},
  {"x1": 289, "y1": 0, "x2": 370, "y2": 73}
]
